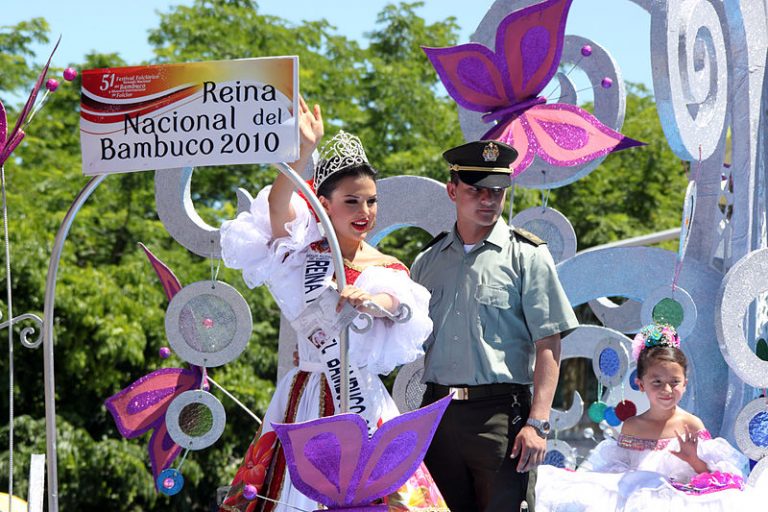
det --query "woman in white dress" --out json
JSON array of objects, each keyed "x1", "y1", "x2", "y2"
[{"x1": 218, "y1": 99, "x2": 448, "y2": 512}]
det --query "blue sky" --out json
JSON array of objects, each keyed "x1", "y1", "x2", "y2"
[{"x1": 5, "y1": 0, "x2": 652, "y2": 85}]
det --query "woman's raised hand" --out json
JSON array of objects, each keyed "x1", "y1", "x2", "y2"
[
  {"x1": 269, "y1": 97, "x2": 323, "y2": 238},
  {"x1": 298, "y1": 96, "x2": 324, "y2": 158}
]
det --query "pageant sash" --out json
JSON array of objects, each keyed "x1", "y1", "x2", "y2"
[{"x1": 290, "y1": 247, "x2": 378, "y2": 430}]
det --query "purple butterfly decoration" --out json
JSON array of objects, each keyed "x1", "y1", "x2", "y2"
[
  {"x1": 423, "y1": 0, "x2": 644, "y2": 177},
  {"x1": 0, "y1": 36, "x2": 60, "y2": 167},
  {"x1": 104, "y1": 244, "x2": 205, "y2": 487},
  {"x1": 273, "y1": 395, "x2": 451, "y2": 511}
]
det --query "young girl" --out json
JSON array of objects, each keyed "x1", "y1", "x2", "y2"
[
  {"x1": 217, "y1": 99, "x2": 448, "y2": 512},
  {"x1": 536, "y1": 323, "x2": 764, "y2": 511}
]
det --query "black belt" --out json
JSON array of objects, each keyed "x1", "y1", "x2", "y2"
[{"x1": 427, "y1": 382, "x2": 529, "y2": 401}]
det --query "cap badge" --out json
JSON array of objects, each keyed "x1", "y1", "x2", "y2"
[{"x1": 482, "y1": 142, "x2": 500, "y2": 162}]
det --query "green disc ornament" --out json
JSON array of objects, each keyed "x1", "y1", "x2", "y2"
[
  {"x1": 588, "y1": 401, "x2": 609, "y2": 423},
  {"x1": 652, "y1": 298, "x2": 684, "y2": 328}
]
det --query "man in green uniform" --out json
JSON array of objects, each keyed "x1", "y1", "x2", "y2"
[{"x1": 412, "y1": 140, "x2": 579, "y2": 512}]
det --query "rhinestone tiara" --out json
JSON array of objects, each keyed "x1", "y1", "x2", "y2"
[{"x1": 313, "y1": 131, "x2": 372, "y2": 190}]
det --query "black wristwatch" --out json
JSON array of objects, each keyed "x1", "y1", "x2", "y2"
[{"x1": 526, "y1": 418, "x2": 551, "y2": 438}]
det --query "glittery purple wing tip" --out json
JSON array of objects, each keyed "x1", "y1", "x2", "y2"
[
  {"x1": 351, "y1": 395, "x2": 451, "y2": 505},
  {"x1": 139, "y1": 242, "x2": 183, "y2": 301},
  {"x1": 495, "y1": 0, "x2": 574, "y2": 99},
  {"x1": 614, "y1": 135, "x2": 647, "y2": 150},
  {"x1": 0, "y1": 101, "x2": 7, "y2": 144},
  {"x1": 422, "y1": 44, "x2": 508, "y2": 113},
  {"x1": 6, "y1": 36, "x2": 60, "y2": 145},
  {"x1": 273, "y1": 413, "x2": 369, "y2": 507}
]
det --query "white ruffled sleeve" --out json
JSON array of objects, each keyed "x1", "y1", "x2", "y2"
[
  {"x1": 585, "y1": 439, "x2": 632, "y2": 473},
  {"x1": 698, "y1": 437, "x2": 748, "y2": 476},
  {"x1": 220, "y1": 186, "x2": 321, "y2": 288},
  {"x1": 348, "y1": 266, "x2": 432, "y2": 375}
]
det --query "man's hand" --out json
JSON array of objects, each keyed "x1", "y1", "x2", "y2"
[{"x1": 511, "y1": 425, "x2": 547, "y2": 472}]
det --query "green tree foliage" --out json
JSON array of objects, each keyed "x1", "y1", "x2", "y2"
[
  {"x1": 0, "y1": 18, "x2": 50, "y2": 94},
  {"x1": 0, "y1": 1, "x2": 685, "y2": 510}
]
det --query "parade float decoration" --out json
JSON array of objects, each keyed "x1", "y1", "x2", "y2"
[
  {"x1": 0, "y1": 36, "x2": 79, "y2": 510},
  {"x1": 273, "y1": 396, "x2": 450, "y2": 512},
  {"x1": 398, "y1": 0, "x2": 768, "y2": 480},
  {"x1": 105, "y1": 245, "x2": 212, "y2": 495},
  {"x1": 423, "y1": 0, "x2": 644, "y2": 178},
  {"x1": 6, "y1": 0, "x2": 768, "y2": 509}
]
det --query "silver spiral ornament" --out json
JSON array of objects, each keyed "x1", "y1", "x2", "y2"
[
  {"x1": 463, "y1": 1, "x2": 629, "y2": 189},
  {"x1": 0, "y1": 313, "x2": 44, "y2": 349},
  {"x1": 642, "y1": 0, "x2": 729, "y2": 160}
]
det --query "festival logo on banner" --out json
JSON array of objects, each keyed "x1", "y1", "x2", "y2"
[{"x1": 80, "y1": 57, "x2": 298, "y2": 175}]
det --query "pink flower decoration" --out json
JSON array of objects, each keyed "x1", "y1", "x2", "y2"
[
  {"x1": 45, "y1": 79, "x2": 59, "y2": 92},
  {"x1": 63, "y1": 67, "x2": 78, "y2": 81},
  {"x1": 632, "y1": 323, "x2": 681, "y2": 360}
]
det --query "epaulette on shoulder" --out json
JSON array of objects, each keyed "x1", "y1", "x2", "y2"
[
  {"x1": 422, "y1": 231, "x2": 448, "y2": 251},
  {"x1": 512, "y1": 227, "x2": 546, "y2": 246}
]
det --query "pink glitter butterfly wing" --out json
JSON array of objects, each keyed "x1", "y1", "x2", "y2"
[
  {"x1": 496, "y1": 0, "x2": 574, "y2": 100},
  {"x1": 422, "y1": 43, "x2": 511, "y2": 112},
  {"x1": 0, "y1": 101, "x2": 7, "y2": 146},
  {"x1": 274, "y1": 396, "x2": 451, "y2": 508},
  {"x1": 485, "y1": 117, "x2": 535, "y2": 178},
  {"x1": 148, "y1": 421, "x2": 182, "y2": 478},
  {"x1": 105, "y1": 368, "x2": 201, "y2": 437},
  {"x1": 0, "y1": 36, "x2": 60, "y2": 165},
  {"x1": 351, "y1": 396, "x2": 451, "y2": 505},
  {"x1": 0, "y1": 99, "x2": 24, "y2": 167},
  {"x1": 273, "y1": 414, "x2": 368, "y2": 507},
  {"x1": 104, "y1": 367, "x2": 202, "y2": 480},
  {"x1": 139, "y1": 242, "x2": 182, "y2": 300},
  {"x1": 521, "y1": 104, "x2": 644, "y2": 168}
]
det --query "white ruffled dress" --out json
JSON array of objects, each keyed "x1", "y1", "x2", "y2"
[
  {"x1": 218, "y1": 187, "x2": 444, "y2": 512},
  {"x1": 536, "y1": 430, "x2": 766, "y2": 512}
]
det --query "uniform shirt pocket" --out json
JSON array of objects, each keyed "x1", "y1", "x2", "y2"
[{"x1": 475, "y1": 284, "x2": 511, "y2": 344}]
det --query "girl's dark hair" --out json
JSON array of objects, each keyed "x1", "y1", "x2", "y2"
[
  {"x1": 316, "y1": 164, "x2": 377, "y2": 198},
  {"x1": 636, "y1": 345, "x2": 688, "y2": 379}
]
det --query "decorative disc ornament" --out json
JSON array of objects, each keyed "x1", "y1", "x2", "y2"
[
  {"x1": 544, "y1": 439, "x2": 575, "y2": 469},
  {"x1": 715, "y1": 248, "x2": 768, "y2": 388},
  {"x1": 734, "y1": 398, "x2": 768, "y2": 460},
  {"x1": 592, "y1": 337, "x2": 629, "y2": 387},
  {"x1": 748, "y1": 458, "x2": 768, "y2": 488},
  {"x1": 603, "y1": 407, "x2": 621, "y2": 427},
  {"x1": 640, "y1": 285, "x2": 697, "y2": 338},
  {"x1": 392, "y1": 357, "x2": 427, "y2": 413},
  {"x1": 510, "y1": 206, "x2": 577, "y2": 263},
  {"x1": 614, "y1": 400, "x2": 637, "y2": 421},
  {"x1": 165, "y1": 390, "x2": 226, "y2": 451},
  {"x1": 165, "y1": 280, "x2": 252, "y2": 367},
  {"x1": 157, "y1": 468, "x2": 184, "y2": 496},
  {"x1": 588, "y1": 401, "x2": 608, "y2": 423}
]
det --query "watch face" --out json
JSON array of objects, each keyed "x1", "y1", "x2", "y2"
[{"x1": 541, "y1": 421, "x2": 551, "y2": 433}]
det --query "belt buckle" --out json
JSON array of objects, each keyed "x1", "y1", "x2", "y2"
[{"x1": 449, "y1": 387, "x2": 470, "y2": 400}]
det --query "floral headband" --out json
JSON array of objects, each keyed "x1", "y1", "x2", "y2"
[{"x1": 631, "y1": 323, "x2": 681, "y2": 361}]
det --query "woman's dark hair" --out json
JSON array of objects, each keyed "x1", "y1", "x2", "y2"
[
  {"x1": 316, "y1": 164, "x2": 377, "y2": 198},
  {"x1": 636, "y1": 345, "x2": 688, "y2": 379}
]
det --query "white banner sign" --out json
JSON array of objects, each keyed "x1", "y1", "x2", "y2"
[{"x1": 80, "y1": 57, "x2": 299, "y2": 175}]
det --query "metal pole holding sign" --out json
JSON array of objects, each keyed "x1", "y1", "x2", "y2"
[
  {"x1": 42, "y1": 175, "x2": 107, "y2": 512},
  {"x1": 272, "y1": 162, "x2": 351, "y2": 412}
]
